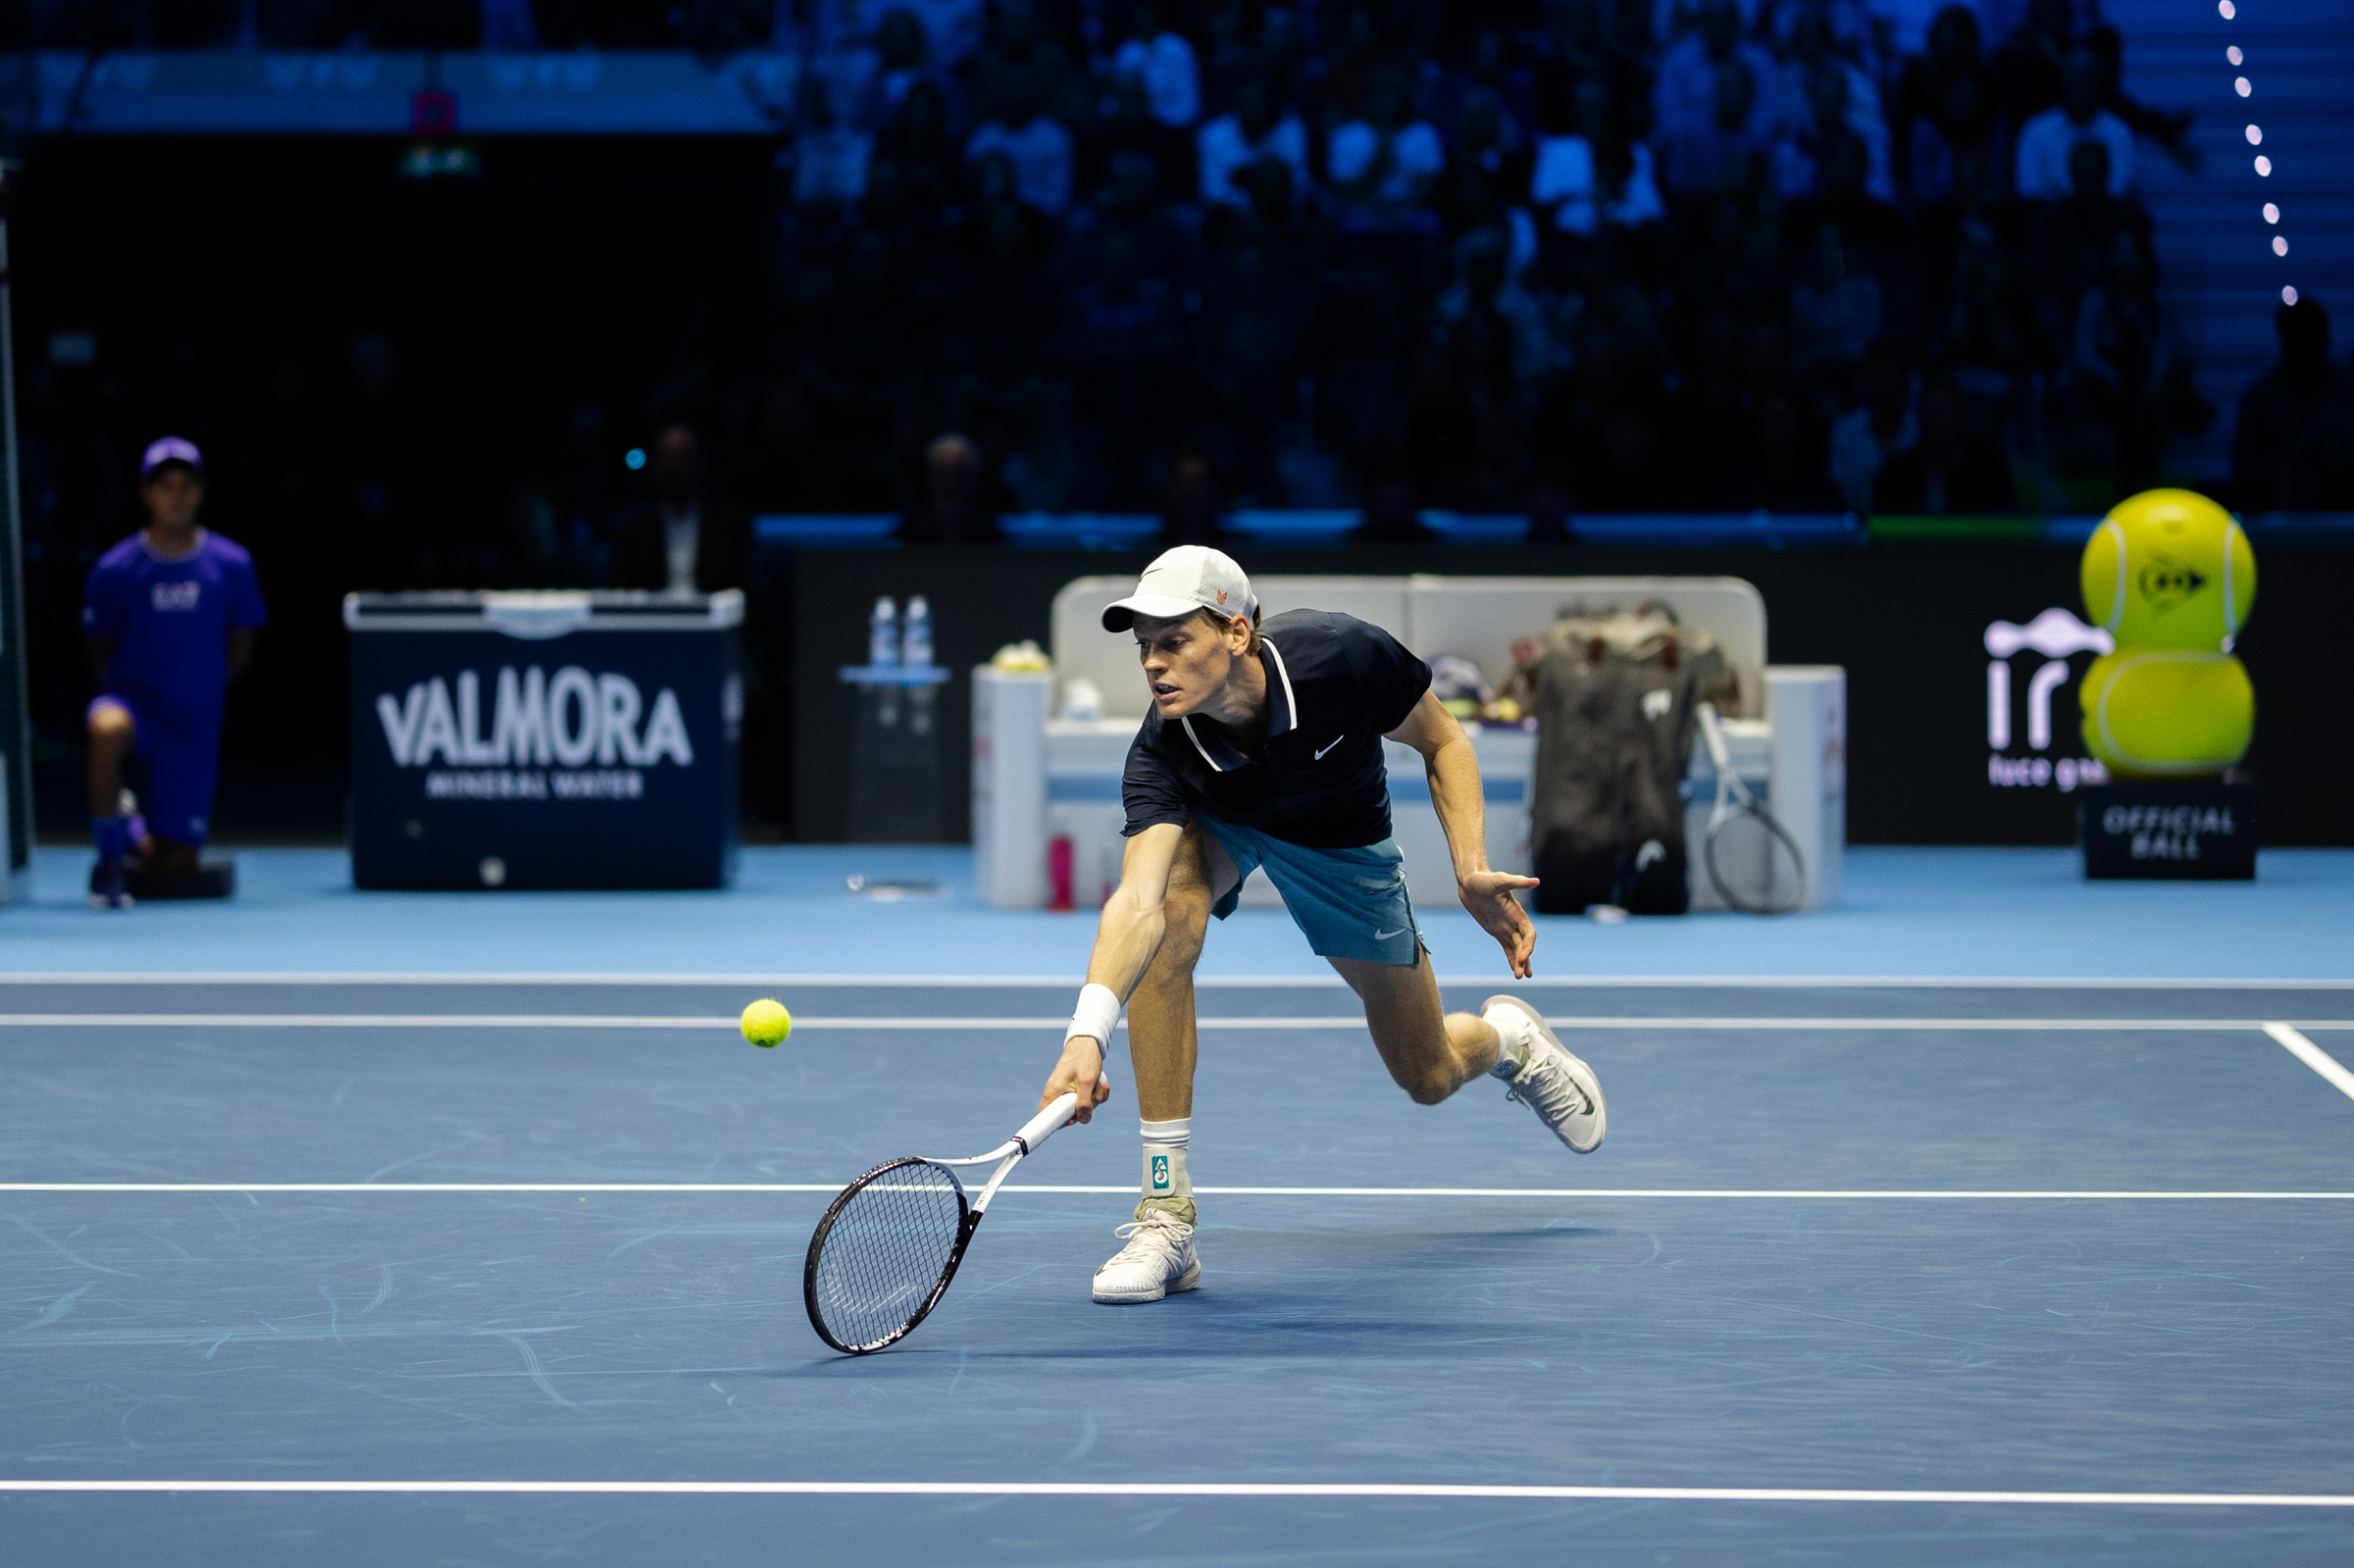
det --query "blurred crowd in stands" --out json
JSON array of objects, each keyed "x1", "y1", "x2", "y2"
[
  {"x1": 9, "y1": 1, "x2": 778, "y2": 52},
  {"x1": 757, "y1": 0, "x2": 2238, "y2": 533},
  {"x1": 16, "y1": 0, "x2": 2352, "y2": 542}
]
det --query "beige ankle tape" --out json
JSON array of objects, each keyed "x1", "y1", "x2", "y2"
[{"x1": 1136, "y1": 1194, "x2": 1198, "y2": 1227}]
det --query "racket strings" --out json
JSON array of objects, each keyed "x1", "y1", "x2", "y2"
[
  {"x1": 1706, "y1": 803, "x2": 1806, "y2": 914},
  {"x1": 808, "y1": 1162, "x2": 967, "y2": 1350}
]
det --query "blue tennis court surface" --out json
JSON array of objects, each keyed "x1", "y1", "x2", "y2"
[
  {"x1": 6, "y1": 844, "x2": 2354, "y2": 980},
  {"x1": 6, "y1": 971, "x2": 2353, "y2": 1564}
]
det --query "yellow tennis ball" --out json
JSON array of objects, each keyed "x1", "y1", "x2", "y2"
[
  {"x1": 2079, "y1": 649, "x2": 2254, "y2": 777},
  {"x1": 2080, "y1": 488, "x2": 2256, "y2": 651},
  {"x1": 740, "y1": 998, "x2": 793, "y2": 1047}
]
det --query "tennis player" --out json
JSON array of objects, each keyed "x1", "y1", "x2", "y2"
[{"x1": 1038, "y1": 546, "x2": 1606, "y2": 1304}]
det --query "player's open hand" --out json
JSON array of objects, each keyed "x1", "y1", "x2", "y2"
[
  {"x1": 1041, "y1": 1037, "x2": 1115, "y2": 1125},
  {"x1": 1458, "y1": 869, "x2": 1539, "y2": 979}
]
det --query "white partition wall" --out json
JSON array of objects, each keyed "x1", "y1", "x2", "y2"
[
  {"x1": 1404, "y1": 576, "x2": 1770, "y2": 717},
  {"x1": 1251, "y1": 580, "x2": 1412, "y2": 648},
  {"x1": 1051, "y1": 574, "x2": 1768, "y2": 719},
  {"x1": 1046, "y1": 719, "x2": 1139, "y2": 910},
  {"x1": 1767, "y1": 666, "x2": 1847, "y2": 912},
  {"x1": 1027, "y1": 575, "x2": 1840, "y2": 914},
  {"x1": 973, "y1": 667, "x2": 1052, "y2": 908}
]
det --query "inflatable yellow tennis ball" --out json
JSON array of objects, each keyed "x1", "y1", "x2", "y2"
[
  {"x1": 2078, "y1": 488, "x2": 2259, "y2": 777},
  {"x1": 2081, "y1": 488, "x2": 2255, "y2": 651},
  {"x1": 2079, "y1": 650, "x2": 2254, "y2": 777},
  {"x1": 740, "y1": 998, "x2": 793, "y2": 1047}
]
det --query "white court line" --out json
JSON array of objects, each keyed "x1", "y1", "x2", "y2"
[
  {"x1": 6, "y1": 1183, "x2": 2350, "y2": 1199},
  {"x1": 2267, "y1": 1023, "x2": 2354, "y2": 1102},
  {"x1": 0, "y1": 972, "x2": 2349, "y2": 989},
  {"x1": 0, "y1": 1014, "x2": 755, "y2": 1029},
  {"x1": 0, "y1": 1013, "x2": 2349, "y2": 1032},
  {"x1": 0, "y1": 1479, "x2": 2349, "y2": 1506}
]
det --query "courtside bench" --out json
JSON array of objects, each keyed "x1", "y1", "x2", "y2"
[{"x1": 974, "y1": 577, "x2": 1843, "y2": 914}]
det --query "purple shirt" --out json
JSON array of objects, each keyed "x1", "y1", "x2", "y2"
[{"x1": 82, "y1": 530, "x2": 268, "y2": 719}]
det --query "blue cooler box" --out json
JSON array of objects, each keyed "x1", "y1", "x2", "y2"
[{"x1": 346, "y1": 590, "x2": 742, "y2": 889}]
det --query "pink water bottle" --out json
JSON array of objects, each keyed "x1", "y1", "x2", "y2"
[{"x1": 1048, "y1": 836, "x2": 1074, "y2": 911}]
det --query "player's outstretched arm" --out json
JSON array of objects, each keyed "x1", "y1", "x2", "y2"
[
  {"x1": 1039, "y1": 822, "x2": 1186, "y2": 1124},
  {"x1": 1387, "y1": 689, "x2": 1540, "y2": 979}
]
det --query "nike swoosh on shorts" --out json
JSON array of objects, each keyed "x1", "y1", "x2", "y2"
[
  {"x1": 1315, "y1": 735, "x2": 1344, "y2": 759},
  {"x1": 1373, "y1": 927, "x2": 1407, "y2": 939}
]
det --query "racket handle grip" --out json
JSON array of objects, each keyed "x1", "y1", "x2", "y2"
[
  {"x1": 1015, "y1": 1092, "x2": 1081, "y2": 1154},
  {"x1": 1697, "y1": 702, "x2": 1732, "y2": 772}
]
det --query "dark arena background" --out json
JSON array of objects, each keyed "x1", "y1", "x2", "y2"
[{"x1": 0, "y1": 1, "x2": 2351, "y2": 1563}]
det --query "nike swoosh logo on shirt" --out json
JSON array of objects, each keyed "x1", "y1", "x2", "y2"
[
  {"x1": 1373, "y1": 928, "x2": 1408, "y2": 940},
  {"x1": 1314, "y1": 735, "x2": 1344, "y2": 760}
]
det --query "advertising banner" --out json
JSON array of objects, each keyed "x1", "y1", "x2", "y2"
[
  {"x1": 790, "y1": 545, "x2": 2348, "y2": 846},
  {"x1": 346, "y1": 591, "x2": 741, "y2": 888},
  {"x1": 1980, "y1": 605, "x2": 2116, "y2": 801}
]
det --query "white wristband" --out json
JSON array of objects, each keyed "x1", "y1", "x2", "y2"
[{"x1": 1065, "y1": 983, "x2": 1121, "y2": 1052}]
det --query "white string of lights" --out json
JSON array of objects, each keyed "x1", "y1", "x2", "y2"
[{"x1": 2217, "y1": 0, "x2": 2294, "y2": 304}]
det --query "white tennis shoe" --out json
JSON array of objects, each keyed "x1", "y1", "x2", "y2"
[
  {"x1": 1484, "y1": 994, "x2": 1607, "y2": 1153},
  {"x1": 1092, "y1": 1210, "x2": 1201, "y2": 1303}
]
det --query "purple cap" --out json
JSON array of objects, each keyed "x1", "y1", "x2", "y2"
[{"x1": 140, "y1": 436, "x2": 202, "y2": 479}]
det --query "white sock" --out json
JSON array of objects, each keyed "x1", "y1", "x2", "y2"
[
  {"x1": 1140, "y1": 1117, "x2": 1192, "y2": 1206},
  {"x1": 1484, "y1": 1007, "x2": 1536, "y2": 1078}
]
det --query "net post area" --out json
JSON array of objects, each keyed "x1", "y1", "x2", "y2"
[{"x1": 0, "y1": 177, "x2": 34, "y2": 904}]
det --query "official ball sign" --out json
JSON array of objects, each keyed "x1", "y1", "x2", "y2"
[
  {"x1": 2079, "y1": 782, "x2": 2256, "y2": 880},
  {"x1": 346, "y1": 592, "x2": 741, "y2": 889}
]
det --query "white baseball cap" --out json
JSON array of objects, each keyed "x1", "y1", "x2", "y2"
[{"x1": 1101, "y1": 545, "x2": 1257, "y2": 632}]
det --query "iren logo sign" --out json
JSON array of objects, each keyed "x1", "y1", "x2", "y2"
[
  {"x1": 376, "y1": 668, "x2": 694, "y2": 803},
  {"x1": 1983, "y1": 609, "x2": 2113, "y2": 792}
]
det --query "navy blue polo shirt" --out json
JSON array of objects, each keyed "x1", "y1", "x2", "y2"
[
  {"x1": 83, "y1": 529, "x2": 269, "y2": 724},
  {"x1": 1119, "y1": 609, "x2": 1433, "y2": 849}
]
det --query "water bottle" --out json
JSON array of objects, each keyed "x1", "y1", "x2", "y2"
[
  {"x1": 1060, "y1": 676, "x2": 1103, "y2": 722},
  {"x1": 868, "y1": 596, "x2": 898, "y2": 670},
  {"x1": 901, "y1": 595, "x2": 933, "y2": 671}
]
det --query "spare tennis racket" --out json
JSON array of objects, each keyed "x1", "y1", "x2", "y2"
[
  {"x1": 803, "y1": 1091, "x2": 1080, "y2": 1355},
  {"x1": 1697, "y1": 702, "x2": 1806, "y2": 915}
]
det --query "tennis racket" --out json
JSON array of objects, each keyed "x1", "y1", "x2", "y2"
[
  {"x1": 1697, "y1": 702, "x2": 1806, "y2": 915},
  {"x1": 803, "y1": 1091, "x2": 1080, "y2": 1355}
]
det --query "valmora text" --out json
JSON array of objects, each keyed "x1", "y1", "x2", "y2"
[{"x1": 377, "y1": 668, "x2": 694, "y2": 769}]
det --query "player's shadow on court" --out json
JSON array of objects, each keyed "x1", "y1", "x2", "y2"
[
  {"x1": 780, "y1": 1228, "x2": 1618, "y2": 1368},
  {"x1": 1212, "y1": 1224, "x2": 1614, "y2": 1270},
  {"x1": 876, "y1": 1227, "x2": 1616, "y2": 1362},
  {"x1": 953, "y1": 1305, "x2": 1596, "y2": 1361}
]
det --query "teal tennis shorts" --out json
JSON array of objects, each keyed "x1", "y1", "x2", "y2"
[{"x1": 1196, "y1": 818, "x2": 1425, "y2": 966}]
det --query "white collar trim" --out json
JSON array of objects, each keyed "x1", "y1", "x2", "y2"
[
  {"x1": 1179, "y1": 715, "x2": 1223, "y2": 772},
  {"x1": 1263, "y1": 638, "x2": 1296, "y2": 736},
  {"x1": 1177, "y1": 639, "x2": 1295, "y2": 773}
]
